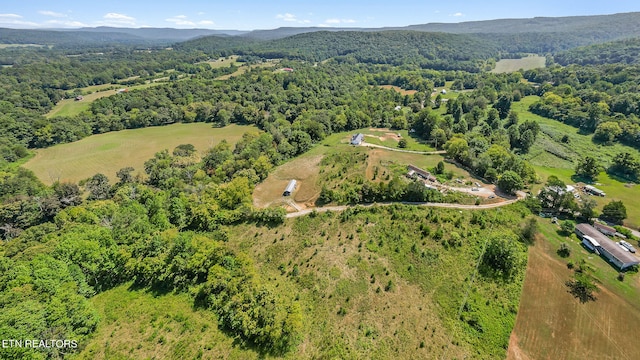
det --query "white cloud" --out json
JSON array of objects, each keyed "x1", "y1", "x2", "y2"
[
  {"x1": 0, "y1": 13, "x2": 40, "y2": 27},
  {"x1": 45, "y1": 19, "x2": 90, "y2": 28},
  {"x1": 197, "y1": 12, "x2": 205, "y2": 16},
  {"x1": 322, "y1": 18, "x2": 357, "y2": 26},
  {"x1": 39, "y1": 10, "x2": 67, "y2": 18},
  {"x1": 276, "y1": 13, "x2": 297, "y2": 22},
  {"x1": 0, "y1": 14, "x2": 22, "y2": 19},
  {"x1": 276, "y1": 13, "x2": 311, "y2": 24},
  {"x1": 198, "y1": 20, "x2": 214, "y2": 25},
  {"x1": 100, "y1": 12, "x2": 136, "y2": 26},
  {"x1": 451, "y1": 12, "x2": 464, "y2": 17},
  {"x1": 166, "y1": 15, "x2": 196, "y2": 26}
]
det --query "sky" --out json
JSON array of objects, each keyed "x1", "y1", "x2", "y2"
[{"x1": 1, "y1": 1, "x2": 639, "y2": 30}]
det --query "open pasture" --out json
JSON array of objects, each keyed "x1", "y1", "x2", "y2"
[
  {"x1": 377, "y1": 85, "x2": 418, "y2": 96},
  {"x1": 23, "y1": 123, "x2": 254, "y2": 185},
  {"x1": 46, "y1": 81, "x2": 166, "y2": 118},
  {"x1": 513, "y1": 96, "x2": 640, "y2": 229},
  {"x1": 215, "y1": 60, "x2": 278, "y2": 80},
  {"x1": 492, "y1": 55, "x2": 546, "y2": 73},
  {"x1": 360, "y1": 128, "x2": 435, "y2": 152}
]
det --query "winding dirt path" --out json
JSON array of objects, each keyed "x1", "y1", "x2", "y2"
[
  {"x1": 285, "y1": 191, "x2": 525, "y2": 218},
  {"x1": 359, "y1": 142, "x2": 446, "y2": 155}
]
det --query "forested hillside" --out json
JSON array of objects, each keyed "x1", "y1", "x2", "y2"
[
  {"x1": 177, "y1": 31, "x2": 497, "y2": 71},
  {"x1": 554, "y1": 38, "x2": 640, "y2": 65},
  {"x1": 2, "y1": 11, "x2": 640, "y2": 359}
]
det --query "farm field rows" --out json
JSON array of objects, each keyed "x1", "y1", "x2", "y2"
[
  {"x1": 23, "y1": 123, "x2": 255, "y2": 185},
  {"x1": 508, "y1": 218, "x2": 640, "y2": 360}
]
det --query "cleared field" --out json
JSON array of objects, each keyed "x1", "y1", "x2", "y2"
[
  {"x1": 515, "y1": 96, "x2": 640, "y2": 169},
  {"x1": 254, "y1": 130, "x2": 472, "y2": 209},
  {"x1": 78, "y1": 285, "x2": 258, "y2": 360},
  {"x1": 492, "y1": 55, "x2": 546, "y2": 73},
  {"x1": 46, "y1": 82, "x2": 166, "y2": 118},
  {"x1": 360, "y1": 128, "x2": 435, "y2": 152},
  {"x1": 215, "y1": 61, "x2": 278, "y2": 80},
  {"x1": 226, "y1": 204, "x2": 529, "y2": 359},
  {"x1": 199, "y1": 55, "x2": 239, "y2": 68},
  {"x1": 534, "y1": 166, "x2": 640, "y2": 229},
  {"x1": 46, "y1": 91, "x2": 114, "y2": 118},
  {"x1": 513, "y1": 96, "x2": 640, "y2": 229},
  {"x1": 253, "y1": 154, "x2": 324, "y2": 210},
  {"x1": 508, "y1": 219, "x2": 640, "y2": 360},
  {"x1": 23, "y1": 123, "x2": 255, "y2": 185},
  {"x1": 378, "y1": 85, "x2": 417, "y2": 95}
]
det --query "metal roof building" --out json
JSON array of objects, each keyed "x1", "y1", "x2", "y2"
[
  {"x1": 350, "y1": 133, "x2": 364, "y2": 146},
  {"x1": 575, "y1": 223, "x2": 639, "y2": 270},
  {"x1": 283, "y1": 179, "x2": 297, "y2": 196}
]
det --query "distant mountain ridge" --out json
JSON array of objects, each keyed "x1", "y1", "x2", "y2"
[
  {"x1": 74, "y1": 27, "x2": 247, "y2": 40},
  {"x1": 239, "y1": 12, "x2": 640, "y2": 40},
  {"x1": 2, "y1": 12, "x2": 640, "y2": 48}
]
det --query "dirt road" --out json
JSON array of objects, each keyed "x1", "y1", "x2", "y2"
[
  {"x1": 360, "y1": 142, "x2": 446, "y2": 155},
  {"x1": 285, "y1": 192, "x2": 525, "y2": 218}
]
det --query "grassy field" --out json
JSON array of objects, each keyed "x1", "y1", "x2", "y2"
[
  {"x1": 377, "y1": 85, "x2": 418, "y2": 96},
  {"x1": 508, "y1": 218, "x2": 640, "y2": 360},
  {"x1": 215, "y1": 61, "x2": 278, "y2": 80},
  {"x1": 491, "y1": 55, "x2": 546, "y2": 73},
  {"x1": 513, "y1": 96, "x2": 640, "y2": 229},
  {"x1": 46, "y1": 82, "x2": 166, "y2": 118},
  {"x1": 75, "y1": 285, "x2": 258, "y2": 360},
  {"x1": 23, "y1": 123, "x2": 255, "y2": 185},
  {"x1": 199, "y1": 55, "x2": 239, "y2": 68},
  {"x1": 226, "y1": 204, "x2": 530, "y2": 359},
  {"x1": 360, "y1": 128, "x2": 435, "y2": 152}
]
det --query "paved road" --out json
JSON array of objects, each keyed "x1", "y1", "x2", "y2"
[
  {"x1": 285, "y1": 192, "x2": 525, "y2": 218},
  {"x1": 360, "y1": 142, "x2": 446, "y2": 155}
]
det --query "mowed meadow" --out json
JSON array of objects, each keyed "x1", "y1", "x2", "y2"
[
  {"x1": 23, "y1": 123, "x2": 255, "y2": 184},
  {"x1": 491, "y1": 55, "x2": 546, "y2": 73}
]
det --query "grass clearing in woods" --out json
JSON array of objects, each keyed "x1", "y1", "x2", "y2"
[
  {"x1": 23, "y1": 123, "x2": 255, "y2": 185},
  {"x1": 491, "y1": 55, "x2": 546, "y2": 73}
]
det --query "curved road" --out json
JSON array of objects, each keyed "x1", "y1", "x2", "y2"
[
  {"x1": 360, "y1": 142, "x2": 446, "y2": 155},
  {"x1": 285, "y1": 192, "x2": 525, "y2": 218}
]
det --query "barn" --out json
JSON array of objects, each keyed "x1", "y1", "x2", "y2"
[
  {"x1": 575, "y1": 223, "x2": 640, "y2": 270},
  {"x1": 593, "y1": 222, "x2": 616, "y2": 236},
  {"x1": 407, "y1": 165, "x2": 436, "y2": 182},
  {"x1": 283, "y1": 179, "x2": 297, "y2": 196},
  {"x1": 350, "y1": 133, "x2": 364, "y2": 146}
]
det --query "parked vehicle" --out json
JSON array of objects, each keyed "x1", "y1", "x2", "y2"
[{"x1": 619, "y1": 240, "x2": 637, "y2": 253}]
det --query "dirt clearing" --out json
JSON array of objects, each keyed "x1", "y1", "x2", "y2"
[{"x1": 253, "y1": 154, "x2": 323, "y2": 209}]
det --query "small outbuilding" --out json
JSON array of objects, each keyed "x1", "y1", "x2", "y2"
[
  {"x1": 283, "y1": 179, "x2": 297, "y2": 196},
  {"x1": 584, "y1": 185, "x2": 606, "y2": 197},
  {"x1": 350, "y1": 133, "x2": 364, "y2": 146}
]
